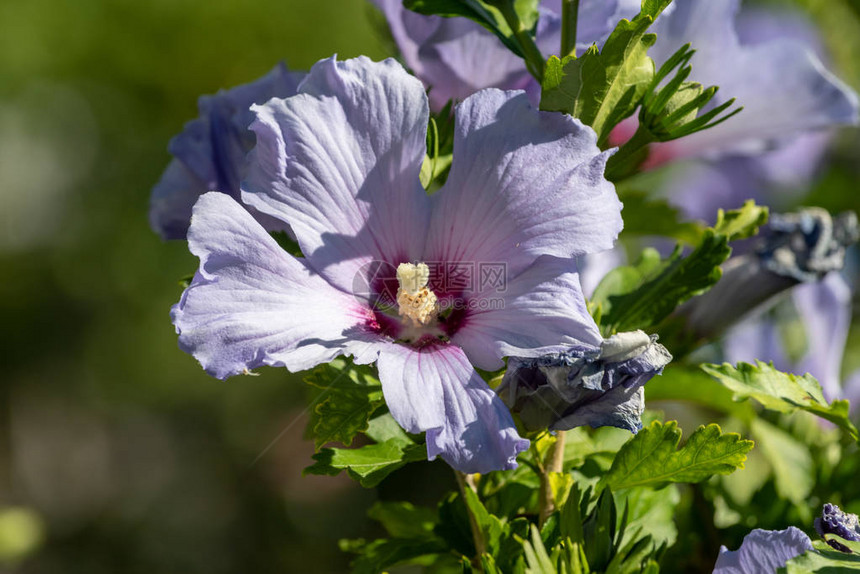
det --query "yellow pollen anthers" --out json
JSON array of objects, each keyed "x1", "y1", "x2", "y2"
[{"x1": 396, "y1": 262, "x2": 439, "y2": 326}]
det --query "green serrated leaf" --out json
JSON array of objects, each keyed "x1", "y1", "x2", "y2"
[
  {"x1": 780, "y1": 540, "x2": 860, "y2": 572},
  {"x1": 592, "y1": 235, "x2": 728, "y2": 335},
  {"x1": 601, "y1": 421, "x2": 754, "y2": 490},
  {"x1": 824, "y1": 536, "x2": 860, "y2": 554},
  {"x1": 304, "y1": 361, "x2": 384, "y2": 448},
  {"x1": 367, "y1": 501, "x2": 438, "y2": 539},
  {"x1": 304, "y1": 440, "x2": 426, "y2": 487},
  {"x1": 591, "y1": 201, "x2": 766, "y2": 335},
  {"x1": 702, "y1": 361, "x2": 860, "y2": 442},
  {"x1": 712, "y1": 200, "x2": 770, "y2": 241},
  {"x1": 539, "y1": 0, "x2": 672, "y2": 144},
  {"x1": 643, "y1": 364, "x2": 757, "y2": 421}
]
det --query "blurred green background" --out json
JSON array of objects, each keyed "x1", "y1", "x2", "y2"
[
  {"x1": 1, "y1": 0, "x2": 859, "y2": 572},
  {"x1": 0, "y1": 1, "x2": 446, "y2": 572}
]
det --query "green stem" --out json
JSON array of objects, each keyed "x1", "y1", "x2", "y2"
[
  {"x1": 455, "y1": 470, "x2": 486, "y2": 568},
  {"x1": 497, "y1": 2, "x2": 546, "y2": 82},
  {"x1": 561, "y1": 0, "x2": 579, "y2": 58},
  {"x1": 538, "y1": 430, "x2": 566, "y2": 526}
]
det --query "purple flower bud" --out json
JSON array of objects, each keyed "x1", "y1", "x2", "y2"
[
  {"x1": 673, "y1": 208, "x2": 858, "y2": 344},
  {"x1": 498, "y1": 331, "x2": 672, "y2": 432},
  {"x1": 815, "y1": 503, "x2": 860, "y2": 553}
]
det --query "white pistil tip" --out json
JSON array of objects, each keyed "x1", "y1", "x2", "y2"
[{"x1": 396, "y1": 262, "x2": 438, "y2": 326}]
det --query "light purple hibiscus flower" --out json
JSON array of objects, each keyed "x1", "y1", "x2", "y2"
[
  {"x1": 712, "y1": 527, "x2": 813, "y2": 574},
  {"x1": 640, "y1": 0, "x2": 858, "y2": 165},
  {"x1": 371, "y1": 0, "x2": 639, "y2": 110},
  {"x1": 171, "y1": 56, "x2": 623, "y2": 473},
  {"x1": 150, "y1": 63, "x2": 304, "y2": 240},
  {"x1": 651, "y1": 3, "x2": 848, "y2": 221}
]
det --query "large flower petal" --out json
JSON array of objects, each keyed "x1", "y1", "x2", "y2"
[
  {"x1": 172, "y1": 192, "x2": 380, "y2": 379},
  {"x1": 712, "y1": 527, "x2": 813, "y2": 574},
  {"x1": 794, "y1": 274, "x2": 853, "y2": 401},
  {"x1": 150, "y1": 159, "x2": 210, "y2": 241},
  {"x1": 369, "y1": 0, "x2": 441, "y2": 79},
  {"x1": 452, "y1": 255, "x2": 603, "y2": 371},
  {"x1": 242, "y1": 56, "x2": 432, "y2": 291},
  {"x1": 423, "y1": 18, "x2": 535, "y2": 110},
  {"x1": 150, "y1": 63, "x2": 301, "y2": 239},
  {"x1": 723, "y1": 316, "x2": 790, "y2": 373},
  {"x1": 426, "y1": 89, "x2": 622, "y2": 278},
  {"x1": 376, "y1": 342, "x2": 528, "y2": 473},
  {"x1": 649, "y1": 0, "x2": 858, "y2": 160}
]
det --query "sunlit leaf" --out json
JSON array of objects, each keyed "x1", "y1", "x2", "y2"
[
  {"x1": 702, "y1": 361, "x2": 860, "y2": 442},
  {"x1": 601, "y1": 421, "x2": 754, "y2": 490}
]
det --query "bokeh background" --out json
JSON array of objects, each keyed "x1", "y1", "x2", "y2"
[{"x1": 1, "y1": 0, "x2": 859, "y2": 572}]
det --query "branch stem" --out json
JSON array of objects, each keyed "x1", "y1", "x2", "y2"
[
  {"x1": 561, "y1": 0, "x2": 580, "y2": 58},
  {"x1": 538, "y1": 430, "x2": 567, "y2": 526},
  {"x1": 454, "y1": 470, "x2": 486, "y2": 567},
  {"x1": 497, "y1": 2, "x2": 546, "y2": 81}
]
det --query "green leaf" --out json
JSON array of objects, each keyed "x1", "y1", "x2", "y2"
[
  {"x1": 637, "y1": 43, "x2": 743, "y2": 142},
  {"x1": 591, "y1": 235, "x2": 727, "y2": 335},
  {"x1": 523, "y1": 524, "x2": 559, "y2": 574},
  {"x1": 539, "y1": 0, "x2": 673, "y2": 144},
  {"x1": 601, "y1": 421, "x2": 754, "y2": 490},
  {"x1": 643, "y1": 364, "x2": 757, "y2": 421},
  {"x1": 711, "y1": 200, "x2": 770, "y2": 241},
  {"x1": 591, "y1": 201, "x2": 766, "y2": 335},
  {"x1": 304, "y1": 440, "x2": 426, "y2": 487},
  {"x1": 367, "y1": 501, "x2": 438, "y2": 539},
  {"x1": 702, "y1": 361, "x2": 860, "y2": 442},
  {"x1": 615, "y1": 190, "x2": 704, "y2": 245},
  {"x1": 604, "y1": 41, "x2": 741, "y2": 180},
  {"x1": 823, "y1": 536, "x2": 860, "y2": 554},
  {"x1": 341, "y1": 537, "x2": 450, "y2": 574},
  {"x1": 270, "y1": 231, "x2": 303, "y2": 257},
  {"x1": 780, "y1": 541, "x2": 860, "y2": 572},
  {"x1": 364, "y1": 413, "x2": 413, "y2": 447},
  {"x1": 460, "y1": 484, "x2": 505, "y2": 556},
  {"x1": 304, "y1": 360, "x2": 384, "y2": 448},
  {"x1": 749, "y1": 418, "x2": 814, "y2": 505},
  {"x1": 618, "y1": 485, "x2": 680, "y2": 549}
]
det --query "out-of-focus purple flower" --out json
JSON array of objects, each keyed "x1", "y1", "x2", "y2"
[
  {"x1": 498, "y1": 330, "x2": 671, "y2": 432},
  {"x1": 150, "y1": 63, "x2": 304, "y2": 240},
  {"x1": 646, "y1": 0, "x2": 857, "y2": 163},
  {"x1": 665, "y1": 130, "x2": 831, "y2": 221},
  {"x1": 712, "y1": 527, "x2": 813, "y2": 574},
  {"x1": 370, "y1": 0, "x2": 638, "y2": 110},
  {"x1": 674, "y1": 209, "x2": 857, "y2": 342},
  {"x1": 815, "y1": 503, "x2": 860, "y2": 553},
  {"x1": 171, "y1": 56, "x2": 623, "y2": 473},
  {"x1": 668, "y1": 207, "x2": 858, "y2": 387}
]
